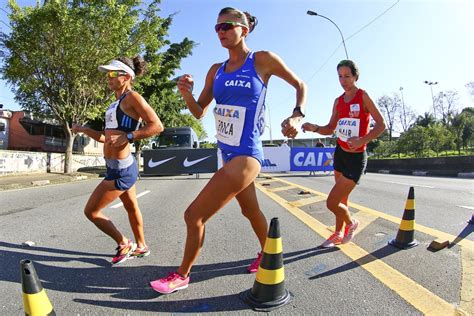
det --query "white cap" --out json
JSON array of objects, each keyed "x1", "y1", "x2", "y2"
[{"x1": 98, "y1": 60, "x2": 135, "y2": 79}]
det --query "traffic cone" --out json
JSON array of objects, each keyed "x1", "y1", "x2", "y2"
[
  {"x1": 240, "y1": 217, "x2": 293, "y2": 311},
  {"x1": 20, "y1": 259, "x2": 55, "y2": 316},
  {"x1": 389, "y1": 187, "x2": 419, "y2": 249}
]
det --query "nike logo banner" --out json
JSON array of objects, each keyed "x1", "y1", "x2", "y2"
[{"x1": 143, "y1": 149, "x2": 218, "y2": 175}]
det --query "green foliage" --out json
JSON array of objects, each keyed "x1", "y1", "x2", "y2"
[
  {"x1": 397, "y1": 125, "x2": 430, "y2": 157},
  {"x1": 0, "y1": 0, "x2": 200, "y2": 172}
]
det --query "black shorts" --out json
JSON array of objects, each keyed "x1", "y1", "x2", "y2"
[{"x1": 333, "y1": 144, "x2": 367, "y2": 184}]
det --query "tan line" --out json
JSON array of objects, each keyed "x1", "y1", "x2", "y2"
[{"x1": 256, "y1": 181, "x2": 460, "y2": 315}]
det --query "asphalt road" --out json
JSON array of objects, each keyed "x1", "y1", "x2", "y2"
[{"x1": 0, "y1": 172, "x2": 472, "y2": 315}]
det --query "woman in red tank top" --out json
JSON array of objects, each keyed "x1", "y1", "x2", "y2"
[{"x1": 302, "y1": 60, "x2": 385, "y2": 248}]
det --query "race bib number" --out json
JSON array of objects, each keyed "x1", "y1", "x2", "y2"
[
  {"x1": 336, "y1": 118, "x2": 360, "y2": 142},
  {"x1": 105, "y1": 101, "x2": 119, "y2": 129},
  {"x1": 214, "y1": 104, "x2": 246, "y2": 146}
]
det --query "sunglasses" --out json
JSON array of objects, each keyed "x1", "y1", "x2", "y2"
[
  {"x1": 107, "y1": 71, "x2": 128, "y2": 78},
  {"x1": 214, "y1": 21, "x2": 247, "y2": 33}
]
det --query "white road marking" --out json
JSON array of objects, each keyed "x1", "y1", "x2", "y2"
[
  {"x1": 383, "y1": 181, "x2": 435, "y2": 189},
  {"x1": 457, "y1": 205, "x2": 474, "y2": 211},
  {"x1": 110, "y1": 190, "x2": 151, "y2": 209}
]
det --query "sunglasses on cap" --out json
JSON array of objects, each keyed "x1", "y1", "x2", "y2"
[
  {"x1": 107, "y1": 71, "x2": 128, "y2": 78},
  {"x1": 214, "y1": 21, "x2": 247, "y2": 33}
]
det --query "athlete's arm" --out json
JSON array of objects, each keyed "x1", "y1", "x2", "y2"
[
  {"x1": 255, "y1": 51, "x2": 307, "y2": 138},
  {"x1": 302, "y1": 99, "x2": 339, "y2": 135},
  {"x1": 177, "y1": 64, "x2": 220, "y2": 119},
  {"x1": 71, "y1": 124, "x2": 105, "y2": 143}
]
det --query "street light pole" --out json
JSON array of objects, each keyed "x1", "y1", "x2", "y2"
[
  {"x1": 424, "y1": 80, "x2": 438, "y2": 118},
  {"x1": 399, "y1": 87, "x2": 406, "y2": 130},
  {"x1": 307, "y1": 10, "x2": 349, "y2": 59}
]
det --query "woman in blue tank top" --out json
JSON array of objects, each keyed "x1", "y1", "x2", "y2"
[
  {"x1": 150, "y1": 7, "x2": 307, "y2": 294},
  {"x1": 72, "y1": 56, "x2": 163, "y2": 265}
]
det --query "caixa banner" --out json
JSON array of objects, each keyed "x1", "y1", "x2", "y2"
[
  {"x1": 143, "y1": 148, "x2": 218, "y2": 175},
  {"x1": 290, "y1": 147, "x2": 335, "y2": 171}
]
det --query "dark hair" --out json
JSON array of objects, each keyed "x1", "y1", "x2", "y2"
[
  {"x1": 218, "y1": 7, "x2": 258, "y2": 33},
  {"x1": 117, "y1": 55, "x2": 147, "y2": 77},
  {"x1": 337, "y1": 60, "x2": 359, "y2": 80}
]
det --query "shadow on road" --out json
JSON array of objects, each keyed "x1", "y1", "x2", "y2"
[
  {"x1": 0, "y1": 242, "x2": 332, "y2": 313},
  {"x1": 308, "y1": 245, "x2": 401, "y2": 280}
]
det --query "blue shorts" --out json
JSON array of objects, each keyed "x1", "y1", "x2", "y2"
[
  {"x1": 220, "y1": 149, "x2": 264, "y2": 166},
  {"x1": 104, "y1": 154, "x2": 138, "y2": 191}
]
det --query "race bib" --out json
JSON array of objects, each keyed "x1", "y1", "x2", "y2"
[
  {"x1": 105, "y1": 101, "x2": 119, "y2": 129},
  {"x1": 213, "y1": 104, "x2": 246, "y2": 146},
  {"x1": 336, "y1": 118, "x2": 360, "y2": 142}
]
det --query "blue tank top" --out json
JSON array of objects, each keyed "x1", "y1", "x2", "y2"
[
  {"x1": 105, "y1": 91, "x2": 141, "y2": 132},
  {"x1": 212, "y1": 52, "x2": 267, "y2": 158}
]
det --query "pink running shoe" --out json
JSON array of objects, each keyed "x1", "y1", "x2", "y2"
[
  {"x1": 111, "y1": 239, "x2": 137, "y2": 265},
  {"x1": 342, "y1": 218, "x2": 360, "y2": 244},
  {"x1": 150, "y1": 272, "x2": 190, "y2": 294},
  {"x1": 130, "y1": 245, "x2": 150, "y2": 258},
  {"x1": 320, "y1": 232, "x2": 343, "y2": 248},
  {"x1": 247, "y1": 252, "x2": 263, "y2": 273}
]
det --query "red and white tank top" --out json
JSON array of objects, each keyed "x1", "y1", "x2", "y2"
[{"x1": 336, "y1": 88, "x2": 370, "y2": 151}]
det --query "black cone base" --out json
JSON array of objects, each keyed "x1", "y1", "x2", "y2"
[
  {"x1": 239, "y1": 288, "x2": 293, "y2": 312},
  {"x1": 389, "y1": 238, "x2": 419, "y2": 249}
]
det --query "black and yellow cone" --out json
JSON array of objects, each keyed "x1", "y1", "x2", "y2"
[
  {"x1": 389, "y1": 187, "x2": 419, "y2": 249},
  {"x1": 240, "y1": 217, "x2": 293, "y2": 311},
  {"x1": 20, "y1": 259, "x2": 55, "y2": 316}
]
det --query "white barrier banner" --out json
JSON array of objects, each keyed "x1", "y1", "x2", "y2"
[{"x1": 262, "y1": 147, "x2": 291, "y2": 172}]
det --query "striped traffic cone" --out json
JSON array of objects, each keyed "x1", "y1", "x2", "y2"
[
  {"x1": 20, "y1": 259, "x2": 55, "y2": 316},
  {"x1": 389, "y1": 187, "x2": 419, "y2": 249},
  {"x1": 240, "y1": 217, "x2": 293, "y2": 311}
]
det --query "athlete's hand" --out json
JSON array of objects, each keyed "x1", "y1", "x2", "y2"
[
  {"x1": 176, "y1": 74, "x2": 194, "y2": 96},
  {"x1": 347, "y1": 137, "x2": 365, "y2": 150},
  {"x1": 281, "y1": 117, "x2": 301, "y2": 139},
  {"x1": 301, "y1": 123, "x2": 318, "y2": 133},
  {"x1": 71, "y1": 124, "x2": 85, "y2": 134}
]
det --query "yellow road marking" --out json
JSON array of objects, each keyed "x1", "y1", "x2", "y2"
[
  {"x1": 289, "y1": 195, "x2": 326, "y2": 207},
  {"x1": 267, "y1": 185, "x2": 295, "y2": 192},
  {"x1": 256, "y1": 180, "x2": 464, "y2": 315},
  {"x1": 262, "y1": 176, "x2": 473, "y2": 249}
]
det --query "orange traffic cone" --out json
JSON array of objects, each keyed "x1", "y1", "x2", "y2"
[
  {"x1": 240, "y1": 217, "x2": 293, "y2": 311},
  {"x1": 389, "y1": 187, "x2": 419, "y2": 249},
  {"x1": 20, "y1": 259, "x2": 55, "y2": 315}
]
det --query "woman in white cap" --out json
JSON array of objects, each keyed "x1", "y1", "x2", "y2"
[{"x1": 72, "y1": 56, "x2": 163, "y2": 264}]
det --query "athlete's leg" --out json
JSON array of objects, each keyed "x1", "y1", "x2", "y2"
[
  {"x1": 84, "y1": 180, "x2": 127, "y2": 245},
  {"x1": 177, "y1": 156, "x2": 261, "y2": 276},
  {"x1": 327, "y1": 170, "x2": 357, "y2": 231},
  {"x1": 119, "y1": 184, "x2": 146, "y2": 248},
  {"x1": 235, "y1": 182, "x2": 268, "y2": 250}
]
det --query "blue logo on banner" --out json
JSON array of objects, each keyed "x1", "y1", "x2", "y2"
[
  {"x1": 290, "y1": 148, "x2": 335, "y2": 171},
  {"x1": 262, "y1": 159, "x2": 277, "y2": 168}
]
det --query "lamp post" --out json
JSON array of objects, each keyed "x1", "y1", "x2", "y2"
[
  {"x1": 307, "y1": 10, "x2": 348, "y2": 59},
  {"x1": 424, "y1": 80, "x2": 438, "y2": 118},
  {"x1": 399, "y1": 87, "x2": 407, "y2": 130}
]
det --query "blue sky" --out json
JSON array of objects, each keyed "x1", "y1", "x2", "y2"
[{"x1": 1, "y1": 0, "x2": 473, "y2": 141}]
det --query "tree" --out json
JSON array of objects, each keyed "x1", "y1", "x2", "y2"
[
  {"x1": 414, "y1": 112, "x2": 436, "y2": 127},
  {"x1": 377, "y1": 94, "x2": 401, "y2": 141},
  {"x1": 466, "y1": 82, "x2": 474, "y2": 101},
  {"x1": 434, "y1": 90, "x2": 459, "y2": 127},
  {"x1": 397, "y1": 126, "x2": 429, "y2": 158},
  {"x1": 0, "y1": 0, "x2": 195, "y2": 173},
  {"x1": 450, "y1": 108, "x2": 474, "y2": 154},
  {"x1": 427, "y1": 123, "x2": 453, "y2": 157}
]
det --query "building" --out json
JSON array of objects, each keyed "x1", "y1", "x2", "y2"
[{"x1": 1, "y1": 109, "x2": 102, "y2": 155}]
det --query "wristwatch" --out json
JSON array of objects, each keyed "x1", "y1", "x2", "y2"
[
  {"x1": 293, "y1": 106, "x2": 305, "y2": 118},
  {"x1": 126, "y1": 132, "x2": 134, "y2": 144}
]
